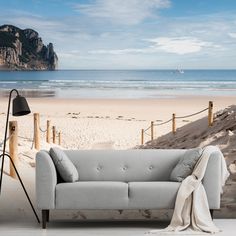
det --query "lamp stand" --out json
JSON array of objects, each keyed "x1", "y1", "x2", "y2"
[
  {"x1": 0, "y1": 154, "x2": 40, "y2": 223},
  {"x1": 0, "y1": 89, "x2": 40, "y2": 223},
  {"x1": 0, "y1": 89, "x2": 14, "y2": 193}
]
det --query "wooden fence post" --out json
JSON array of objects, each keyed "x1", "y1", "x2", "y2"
[
  {"x1": 58, "y1": 132, "x2": 61, "y2": 145},
  {"x1": 172, "y1": 113, "x2": 176, "y2": 134},
  {"x1": 151, "y1": 121, "x2": 154, "y2": 140},
  {"x1": 34, "y1": 113, "x2": 40, "y2": 150},
  {"x1": 9, "y1": 121, "x2": 18, "y2": 179},
  {"x1": 52, "y1": 126, "x2": 56, "y2": 144},
  {"x1": 141, "y1": 129, "x2": 144, "y2": 145},
  {"x1": 46, "y1": 120, "x2": 51, "y2": 143},
  {"x1": 208, "y1": 101, "x2": 213, "y2": 127}
]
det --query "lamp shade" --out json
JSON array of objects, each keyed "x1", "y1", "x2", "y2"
[{"x1": 12, "y1": 95, "x2": 31, "y2": 116}]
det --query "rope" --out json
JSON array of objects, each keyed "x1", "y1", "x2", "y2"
[
  {"x1": 144, "y1": 132, "x2": 151, "y2": 137},
  {"x1": 39, "y1": 126, "x2": 47, "y2": 133},
  {"x1": 13, "y1": 135, "x2": 35, "y2": 149},
  {"x1": 144, "y1": 126, "x2": 151, "y2": 132},
  {"x1": 175, "y1": 107, "x2": 208, "y2": 119}
]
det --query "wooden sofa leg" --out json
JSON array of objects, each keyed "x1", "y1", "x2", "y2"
[
  {"x1": 210, "y1": 209, "x2": 214, "y2": 219},
  {"x1": 42, "y1": 210, "x2": 49, "y2": 229}
]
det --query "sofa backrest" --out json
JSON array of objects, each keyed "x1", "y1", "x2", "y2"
[{"x1": 63, "y1": 149, "x2": 186, "y2": 182}]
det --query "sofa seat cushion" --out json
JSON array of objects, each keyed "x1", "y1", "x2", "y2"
[
  {"x1": 128, "y1": 182, "x2": 180, "y2": 209},
  {"x1": 56, "y1": 181, "x2": 128, "y2": 209}
]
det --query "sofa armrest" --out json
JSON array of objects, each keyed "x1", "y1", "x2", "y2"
[
  {"x1": 202, "y1": 150, "x2": 222, "y2": 209},
  {"x1": 36, "y1": 150, "x2": 57, "y2": 209}
]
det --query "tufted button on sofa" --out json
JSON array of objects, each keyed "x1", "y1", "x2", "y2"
[{"x1": 36, "y1": 149, "x2": 222, "y2": 228}]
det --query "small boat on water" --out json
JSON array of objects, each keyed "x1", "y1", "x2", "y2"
[{"x1": 175, "y1": 69, "x2": 184, "y2": 74}]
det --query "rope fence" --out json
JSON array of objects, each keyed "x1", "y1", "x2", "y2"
[
  {"x1": 34, "y1": 113, "x2": 62, "y2": 149},
  {"x1": 1, "y1": 103, "x2": 214, "y2": 178},
  {"x1": 0, "y1": 113, "x2": 63, "y2": 178},
  {"x1": 141, "y1": 101, "x2": 214, "y2": 145}
]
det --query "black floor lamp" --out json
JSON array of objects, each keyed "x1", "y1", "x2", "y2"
[{"x1": 0, "y1": 89, "x2": 40, "y2": 223}]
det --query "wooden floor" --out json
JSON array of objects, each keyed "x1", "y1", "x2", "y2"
[{"x1": 0, "y1": 219, "x2": 235, "y2": 236}]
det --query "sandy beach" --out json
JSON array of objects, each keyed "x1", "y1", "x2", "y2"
[
  {"x1": 0, "y1": 95, "x2": 235, "y2": 221},
  {"x1": 1, "y1": 96, "x2": 235, "y2": 150}
]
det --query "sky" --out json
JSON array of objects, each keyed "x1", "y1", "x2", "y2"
[{"x1": 1, "y1": 0, "x2": 236, "y2": 69}]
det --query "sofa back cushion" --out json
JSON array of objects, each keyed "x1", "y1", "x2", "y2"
[{"x1": 63, "y1": 150, "x2": 185, "y2": 182}]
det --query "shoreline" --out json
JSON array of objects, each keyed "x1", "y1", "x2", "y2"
[
  {"x1": 1, "y1": 94, "x2": 236, "y2": 100},
  {"x1": 1, "y1": 93, "x2": 236, "y2": 100},
  {"x1": 1, "y1": 69, "x2": 236, "y2": 99}
]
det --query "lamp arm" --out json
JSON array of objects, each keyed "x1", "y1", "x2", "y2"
[
  {"x1": 10, "y1": 89, "x2": 19, "y2": 96},
  {"x1": 0, "y1": 89, "x2": 19, "y2": 194}
]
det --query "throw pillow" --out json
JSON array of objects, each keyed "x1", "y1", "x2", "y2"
[
  {"x1": 170, "y1": 147, "x2": 203, "y2": 182},
  {"x1": 50, "y1": 147, "x2": 79, "y2": 182}
]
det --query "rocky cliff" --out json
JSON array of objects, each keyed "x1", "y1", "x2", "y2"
[{"x1": 0, "y1": 24, "x2": 58, "y2": 70}]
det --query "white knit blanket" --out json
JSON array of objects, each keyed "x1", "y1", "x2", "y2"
[{"x1": 149, "y1": 146, "x2": 230, "y2": 235}]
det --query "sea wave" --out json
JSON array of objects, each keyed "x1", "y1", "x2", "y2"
[{"x1": 1, "y1": 70, "x2": 236, "y2": 98}]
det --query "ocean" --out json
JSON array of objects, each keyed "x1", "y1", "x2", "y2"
[{"x1": 0, "y1": 70, "x2": 236, "y2": 98}]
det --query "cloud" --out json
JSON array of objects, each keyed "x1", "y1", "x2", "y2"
[
  {"x1": 89, "y1": 36, "x2": 219, "y2": 55},
  {"x1": 10, "y1": 16, "x2": 63, "y2": 30},
  {"x1": 0, "y1": 11, "x2": 94, "y2": 46},
  {"x1": 147, "y1": 37, "x2": 219, "y2": 55},
  {"x1": 74, "y1": 0, "x2": 170, "y2": 25},
  {"x1": 228, "y1": 32, "x2": 236, "y2": 39}
]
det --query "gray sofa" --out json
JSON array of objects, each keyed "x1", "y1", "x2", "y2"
[{"x1": 36, "y1": 149, "x2": 222, "y2": 228}]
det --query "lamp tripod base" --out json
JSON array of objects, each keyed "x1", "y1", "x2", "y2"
[{"x1": 0, "y1": 153, "x2": 40, "y2": 223}]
